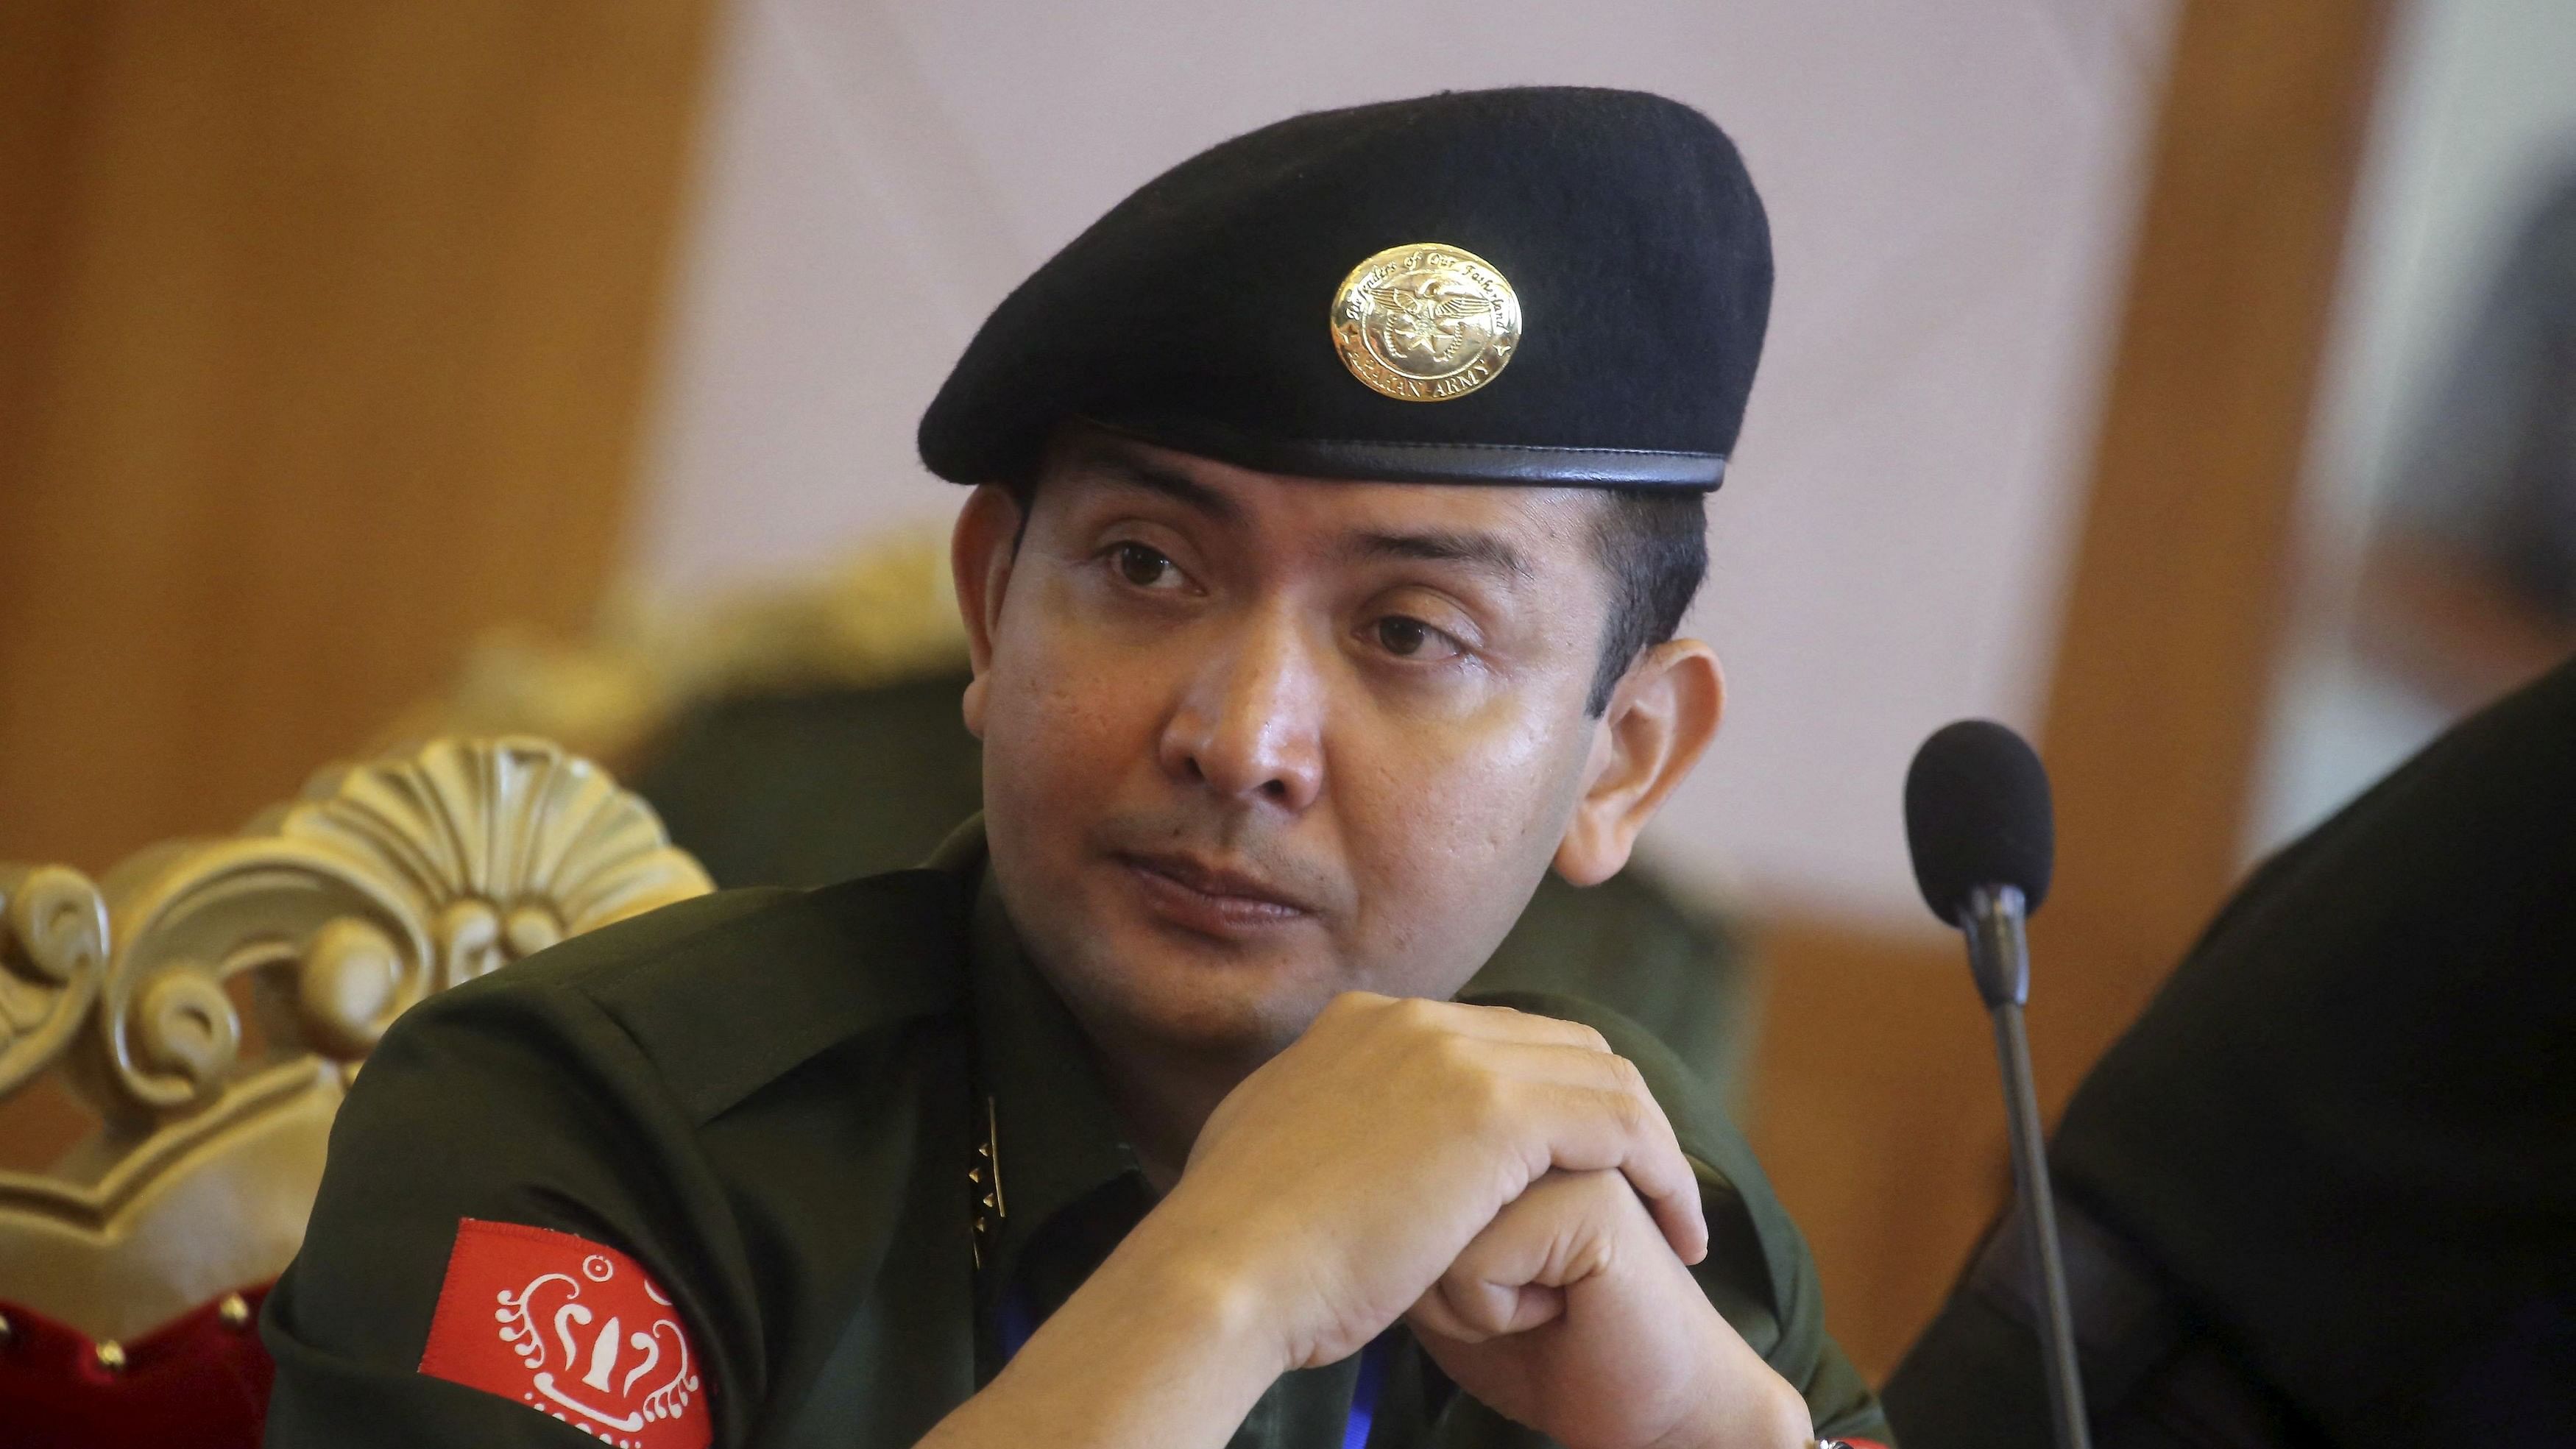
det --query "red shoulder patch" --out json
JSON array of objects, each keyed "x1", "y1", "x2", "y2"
[{"x1": 419, "y1": 1219, "x2": 712, "y2": 1449}]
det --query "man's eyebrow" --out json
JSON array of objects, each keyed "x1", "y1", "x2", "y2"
[
  {"x1": 1069, "y1": 447, "x2": 1241, "y2": 522},
  {"x1": 1350, "y1": 529, "x2": 1535, "y2": 584}
]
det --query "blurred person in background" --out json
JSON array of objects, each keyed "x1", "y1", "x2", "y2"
[
  {"x1": 1888, "y1": 638, "x2": 2576, "y2": 1445},
  {"x1": 2357, "y1": 155, "x2": 2576, "y2": 711}
]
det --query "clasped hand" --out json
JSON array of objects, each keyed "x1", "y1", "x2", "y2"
[{"x1": 1161, "y1": 993, "x2": 1810, "y2": 1449}]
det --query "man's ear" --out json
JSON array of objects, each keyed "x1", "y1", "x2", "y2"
[
  {"x1": 951, "y1": 484, "x2": 1025, "y2": 740},
  {"x1": 1554, "y1": 640, "x2": 1724, "y2": 885}
]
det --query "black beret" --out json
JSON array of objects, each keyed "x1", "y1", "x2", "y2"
[{"x1": 918, "y1": 85, "x2": 1772, "y2": 491}]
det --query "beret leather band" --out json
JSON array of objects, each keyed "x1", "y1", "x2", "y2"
[{"x1": 1086, "y1": 415, "x2": 1728, "y2": 490}]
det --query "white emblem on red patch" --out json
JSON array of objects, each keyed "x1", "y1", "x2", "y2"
[{"x1": 419, "y1": 1219, "x2": 711, "y2": 1449}]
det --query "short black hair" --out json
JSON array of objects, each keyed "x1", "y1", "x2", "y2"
[
  {"x1": 995, "y1": 475, "x2": 1705, "y2": 717},
  {"x1": 1585, "y1": 489, "x2": 1708, "y2": 715}
]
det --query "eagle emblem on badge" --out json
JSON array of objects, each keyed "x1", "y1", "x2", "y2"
[{"x1": 1330, "y1": 243, "x2": 1522, "y2": 401}]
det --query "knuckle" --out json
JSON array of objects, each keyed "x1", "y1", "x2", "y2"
[
  {"x1": 1387, "y1": 995, "x2": 1442, "y2": 1032},
  {"x1": 1608, "y1": 1085, "x2": 1649, "y2": 1135},
  {"x1": 1424, "y1": 1027, "x2": 1487, "y2": 1083},
  {"x1": 1448, "y1": 1066, "x2": 1512, "y2": 1136},
  {"x1": 1609, "y1": 1053, "x2": 1649, "y2": 1099}
]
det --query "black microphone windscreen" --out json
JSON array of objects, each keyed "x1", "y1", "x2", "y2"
[{"x1": 1904, "y1": 719, "x2": 2055, "y2": 925}]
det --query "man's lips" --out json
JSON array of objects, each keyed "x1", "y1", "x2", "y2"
[{"x1": 1114, "y1": 850, "x2": 1317, "y2": 935}]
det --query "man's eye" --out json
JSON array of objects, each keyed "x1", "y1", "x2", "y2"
[
  {"x1": 1374, "y1": 615, "x2": 1455, "y2": 659},
  {"x1": 1112, "y1": 542, "x2": 1178, "y2": 589}
]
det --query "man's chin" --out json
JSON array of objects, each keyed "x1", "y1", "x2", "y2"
[{"x1": 1062, "y1": 935, "x2": 1338, "y2": 1064}]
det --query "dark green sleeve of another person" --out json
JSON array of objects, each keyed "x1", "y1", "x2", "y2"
[{"x1": 1462, "y1": 989, "x2": 1892, "y2": 1445}]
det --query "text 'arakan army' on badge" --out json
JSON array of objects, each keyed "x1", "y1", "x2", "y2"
[{"x1": 1330, "y1": 243, "x2": 1522, "y2": 402}]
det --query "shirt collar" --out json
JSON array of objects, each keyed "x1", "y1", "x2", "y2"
[{"x1": 928, "y1": 817, "x2": 1145, "y2": 1298}]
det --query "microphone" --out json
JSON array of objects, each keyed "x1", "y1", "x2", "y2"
[{"x1": 1904, "y1": 720, "x2": 2091, "y2": 1449}]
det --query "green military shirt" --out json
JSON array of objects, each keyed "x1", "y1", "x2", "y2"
[{"x1": 263, "y1": 821, "x2": 1888, "y2": 1447}]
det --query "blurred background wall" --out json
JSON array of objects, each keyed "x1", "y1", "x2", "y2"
[
  {"x1": 0, "y1": 1, "x2": 718, "y2": 871},
  {"x1": 1, "y1": 0, "x2": 2453, "y2": 1384}
]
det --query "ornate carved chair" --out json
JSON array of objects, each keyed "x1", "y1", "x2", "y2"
[{"x1": 0, "y1": 737, "x2": 711, "y2": 1448}]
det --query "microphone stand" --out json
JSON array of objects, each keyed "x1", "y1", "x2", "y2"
[{"x1": 1961, "y1": 885, "x2": 2092, "y2": 1449}]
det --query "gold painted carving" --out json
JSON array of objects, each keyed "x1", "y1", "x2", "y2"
[
  {"x1": 0, "y1": 737, "x2": 712, "y2": 1342},
  {"x1": 0, "y1": 867, "x2": 110, "y2": 1101}
]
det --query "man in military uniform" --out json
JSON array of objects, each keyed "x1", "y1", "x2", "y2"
[{"x1": 262, "y1": 88, "x2": 1894, "y2": 1448}]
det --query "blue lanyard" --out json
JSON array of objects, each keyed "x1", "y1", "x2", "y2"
[{"x1": 997, "y1": 1286, "x2": 1388, "y2": 1449}]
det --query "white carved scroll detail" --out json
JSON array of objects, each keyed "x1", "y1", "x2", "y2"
[
  {"x1": 0, "y1": 737, "x2": 713, "y2": 1343},
  {"x1": 0, "y1": 865, "x2": 107, "y2": 1097}
]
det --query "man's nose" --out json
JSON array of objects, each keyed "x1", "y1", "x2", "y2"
[{"x1": 1156, "y1": 613, "x2": 1326, "y2": 811}]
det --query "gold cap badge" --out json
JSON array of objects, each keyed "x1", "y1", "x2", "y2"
[{"x1": 1330, "y1": 243, "x2": 1521, "y2": 402}]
